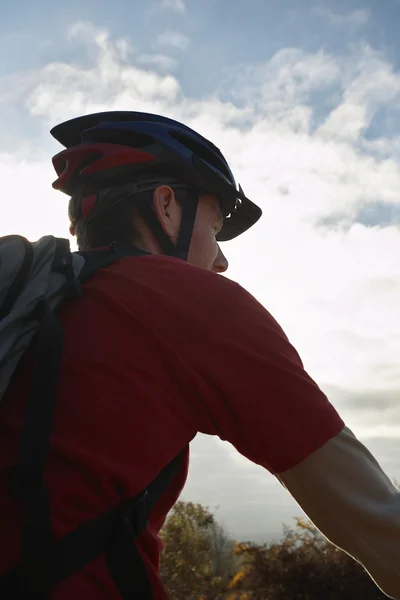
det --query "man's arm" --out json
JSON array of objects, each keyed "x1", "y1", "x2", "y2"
[
  {"x1": 278, "y1": 426, "x2": 400, "y2": 599},
  {"x1": 158, "y1": 264, "x2": 400, "y2": 598}
]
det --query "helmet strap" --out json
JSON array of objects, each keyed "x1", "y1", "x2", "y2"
[
  {"x1": 174, "y1": 189, "x2": 199, "y2": 261},
  {"x1": 139, "y1": 189, "x2": 199, "y2": 261},
  {"x1": 138, "y1": 199, "x2": 177, "y2": 256}
]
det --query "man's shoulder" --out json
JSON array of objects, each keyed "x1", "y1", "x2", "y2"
[
  {"x1": 88, "y1": 253, "x2": 269, "y2": 333},
  {"x1": 114, "y1": 254, "x2": 245, "y2": 298}
]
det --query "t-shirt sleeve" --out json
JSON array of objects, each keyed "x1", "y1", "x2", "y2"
[{"x1": 173, "y1": 270, "x2": 344, "y2": 474}]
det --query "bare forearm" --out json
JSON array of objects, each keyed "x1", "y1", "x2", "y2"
[{"x1": 278, "y1": 426, "x2": 400, "y2": 599}]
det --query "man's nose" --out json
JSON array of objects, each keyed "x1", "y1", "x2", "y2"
[{"x1": 213, "y1": 245, "x2": 229, "y2": 273}]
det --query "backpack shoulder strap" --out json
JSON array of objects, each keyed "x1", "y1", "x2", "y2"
[
  {"x1": 1, "y1": 452, "x2": 183, "y2": 599},
  {"x1": 7, "y1": 299, "x2": 64, "y2": 599},
  {"x1": 1, "y1": 240, "x2": 174, "y2": 600},
  {"x1": 76, "y1": 242, "x2": 149, "y2": 282}
]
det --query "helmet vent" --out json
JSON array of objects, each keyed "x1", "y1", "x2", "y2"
[
  {"x1": 82, "y1": 127, "x2": 154, "y2": 149},
  {"x1": 169, "y1": 131, "x2": 232, "y2": 181}
]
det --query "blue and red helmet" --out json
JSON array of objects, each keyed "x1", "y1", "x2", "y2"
[{"x1": 51, "y1": 111, "x2": 262, "y2": 259}]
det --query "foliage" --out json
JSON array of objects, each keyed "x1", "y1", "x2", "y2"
[
  {"x1": 160, "y1": 501, "x2": 237, "y2": 600},
  {"x1": 229, "y1": 518, "x2": 388, "y2": 600},
  {"x1": 160, "y1": 503, "x2": 388, "y2": 600}
]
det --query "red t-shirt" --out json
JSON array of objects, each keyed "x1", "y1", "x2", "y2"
[{"x1": 0, "y1": 254, "x2": 343, "y2": 598}]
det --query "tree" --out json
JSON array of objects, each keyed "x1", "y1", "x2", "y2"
[
  {"x1": 160, "y1": 501, "x2": 233, "y2": 600},
  {"x1": 206, "y1": 512, "x2": 240, "y2": 589},
  {"x1": 229, "y1": 518, "x2": 388, "y2": 599},
  {"x1": 160, "y1": 503, "x2": 391, "y2": 599}
]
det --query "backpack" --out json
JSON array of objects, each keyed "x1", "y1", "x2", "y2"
[{"x1": 0, "y1": 235, "x2": 181, "y2": 599}]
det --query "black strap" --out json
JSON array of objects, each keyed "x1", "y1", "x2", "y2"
[
  {"x1": 106, "y1": 454, "x2": 182, "y2": 600},
  {"x1": 8, "y1": 300, "x2": 64, "y2": 598},
  {"x1": 174, "y1": 190, "x2": 199, "y2": 262},
  {"x1": 77, "y1": 242, "x2": 150, "y2": 281},
  {"x1": 138, "y1": 201, "x2": 179, "y2": 257},
  {"x1": 138, "y1": 190, "x2": 199, "y2": 261},
  {"x1": 1, "y1": 453, "x2": 181, "y2": 598},
  {"x1": 1, "y1": 243, "x2": 182, "y2": 599}
]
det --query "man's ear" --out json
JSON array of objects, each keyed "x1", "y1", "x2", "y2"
[{"x1": 152, "y1": 185, "x2": 182, "y2": 240}]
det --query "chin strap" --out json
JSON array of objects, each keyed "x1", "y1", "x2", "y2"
[
  {"x1": 173, "y1": 189, "x2": 199, "y2": 261},
  {"x1": 73, "y1": 180, "x2": 200, "y2": 262},
  {"x1": 138, "y1": 189, "x2": 199, "y2": 262}
]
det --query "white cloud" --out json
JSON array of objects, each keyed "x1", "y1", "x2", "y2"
[
  {"x1": 3, "y1": 25, "x2": 400, "y2": 390},
  {"x1": 24, "y1": 26, "x2": 181, "y2": 125},
  {"x1": 160, "y1": 0, "x2": 186, "y2": 13},
  {"x1": 1, "y1": 22, "x2": 400, "y2": 540},
  {"x1": 317, "y1": 45, "x2": 400, "y2": 142},
  {"x1": 313, "y1": 6, "x2": 371, "y2": 28},
  {"x1": 137, "y1": 53, "x2": 178, "y2": 72},
  {"x1": 156, "y1": 30, "x2": 190, "y2": 50},
  {"x1": 224, "y1": 48, "x2": 341, "y2": 135}
]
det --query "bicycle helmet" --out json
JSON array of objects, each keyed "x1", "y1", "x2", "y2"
[{"x1": 51, "y1": 111, "x2": 262, "y2": 260}]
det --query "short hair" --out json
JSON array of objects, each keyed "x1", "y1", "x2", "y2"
[{"x1": 68, "y1": 185, "x2": 187, "y2": 251}]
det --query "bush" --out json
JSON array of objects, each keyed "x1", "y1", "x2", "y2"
[{"x1": 160, "y1": 504, "x2": 388, "y2": 600}]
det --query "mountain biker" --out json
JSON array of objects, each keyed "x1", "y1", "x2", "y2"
[{"x1": 0, "y1": 111, "x2": 399, "y2": 599}]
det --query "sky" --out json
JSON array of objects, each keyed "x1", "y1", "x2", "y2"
[{"x1": 1, "y1": 0, "x2": 400, "y2": 544}]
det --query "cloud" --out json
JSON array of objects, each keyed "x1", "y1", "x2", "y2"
[
  {"x1": 1, "y1": 22, "x2": 400, "y2": 539},
  {"x1": 156, "y1": 31, "x2": 190, "y2": 51},
  {"x1": 23, "y1": 24, "x2": 181, "y2": 126},
  {"x1": 316, "y1": 45, "x2": 400, "y2": 142},
  {"x1": 312, "y1": 6, "x2": 371, "y2": 28},
  {"x1": 354, "y1": 201, "x2": 400, "y2": 228},
  {"x1": 325, "y1": 385, "x2": 400, "y2": 434},
  {"x1": 137, "y1": 53, "x2": 178, "y2": 72},
  {"x1": 160, "y1": 0, "x2": 186, "y2": 13},
  {"x1": 182, "y1": 434, "x2": 302, "y2": 542}
]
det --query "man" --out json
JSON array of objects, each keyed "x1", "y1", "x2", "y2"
[{"x1": 0, "y1": 111, "x2": 399, "y2": 599}]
